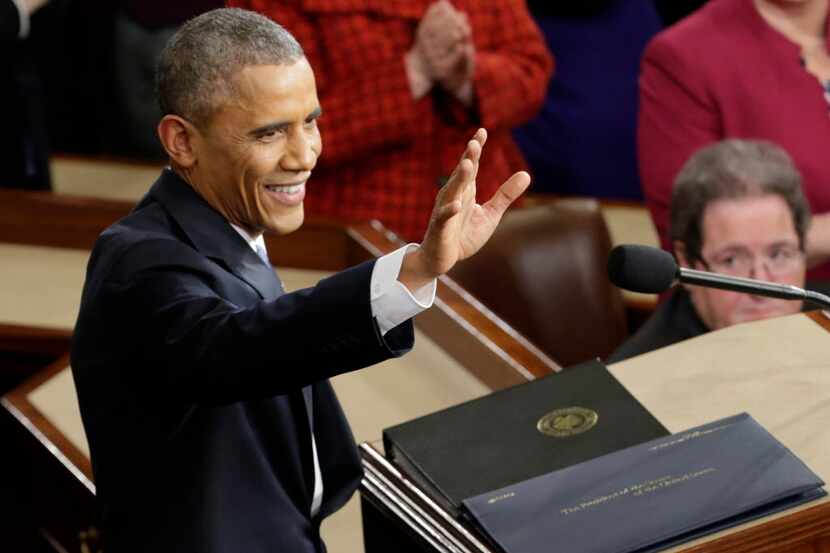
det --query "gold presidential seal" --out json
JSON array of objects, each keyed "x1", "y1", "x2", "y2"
[{"x1": 537, "y1": 407, "x2": 598, "y2": 438}]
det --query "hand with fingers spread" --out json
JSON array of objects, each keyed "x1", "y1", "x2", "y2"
[{"x1": 398, "y1": 128, "x2": 531, "y2": 292}]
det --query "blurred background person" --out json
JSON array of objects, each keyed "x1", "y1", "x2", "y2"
[
  {"x1": 230, "y1": 0, "x2": 552, "y2": 241},
  {"x1": 1, "y1": 0, "x2": 51, "y2": 190},
  {"x1": 512, "y1": 0, "x2": 662, "y2": 199},
  {"x1": 610, "y1": 139, "x2": 810, "y2": 362},
  {"x1": 113, "y1": 0, "x2": 222, "y2": 160},
  {"x1": 638, "y1": 0, "x2": 830, "y2": 281}
]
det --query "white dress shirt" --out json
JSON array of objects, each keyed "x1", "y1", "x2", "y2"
[
  {"x1": 231, "y1": 224, "x2": 436, "y2": 516},
  {"x1": 9, "y1": 0, "x2": 30, "y2": 38}
]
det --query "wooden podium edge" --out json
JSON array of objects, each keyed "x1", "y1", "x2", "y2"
[
  {"x1": 1, "y1": 353, "x2": 95, "y2": 493},
  {"x1": 679, "y1": 500, "x2": 830, "y2": 553},
  {"x1": 347, "y1": 221, "x2": 561, "y2": 389},
  {"x1": 806, "y1": 310, "x2": 830, "y2": 334}
]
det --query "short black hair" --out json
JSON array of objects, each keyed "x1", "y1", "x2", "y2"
[{"x1": 156, "y1": 8, "x2": 305, "y2": 128}]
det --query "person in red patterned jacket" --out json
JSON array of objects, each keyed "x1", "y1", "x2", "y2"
[{"x1": 229, "y1": 0, "x2": 553, "y2": 240}]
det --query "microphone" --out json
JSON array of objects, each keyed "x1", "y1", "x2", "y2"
[{"x1": 607, "y1": 244, "x2": 830, "y2": 309}]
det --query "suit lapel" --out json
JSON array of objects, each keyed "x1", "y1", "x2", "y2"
[{"x1": 141, "y1": 169, "x2": 283, "y2": 300}]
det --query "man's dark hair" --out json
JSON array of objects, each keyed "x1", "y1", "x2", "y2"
[
  {"x1": 670, "y1": 139, "x2": 811, "y2": 262},
  {"x1": 156, "y1": 8, "x2": 305, "y2": 128}
]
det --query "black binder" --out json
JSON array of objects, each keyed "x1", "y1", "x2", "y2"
[
  {"x1": 383, "y1": 359, "x2": 669, "y2": 517},
  {"x1": 463, "y1": 413, "x2": 826, "y2": 553}
]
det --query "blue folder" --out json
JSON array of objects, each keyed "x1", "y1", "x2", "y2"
[{"x1": 464, "y1": 413, "x2": 825, "y2": 553}]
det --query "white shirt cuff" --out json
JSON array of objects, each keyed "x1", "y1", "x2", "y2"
[
  {"x1": 11, "y1": 0, "x2": 29, "y2": 39},
  {"x1": 370, "y1": 244, "x2": 437, "y2": 335}
]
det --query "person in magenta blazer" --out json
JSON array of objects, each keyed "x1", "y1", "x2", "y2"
[{"x1": 638, "y1": 0, "x2": 830, "y2": 281}]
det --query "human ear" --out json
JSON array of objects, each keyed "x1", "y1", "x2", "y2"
[
  {"x1": 157, "y1": 115, "x2": 199, "y2": 168},
  {"x1": 673, "y1": 241, "x2": 691, "y2": 268},
  {"x1": 673, "y1": 242, "x2": 696, "y2": 291}
]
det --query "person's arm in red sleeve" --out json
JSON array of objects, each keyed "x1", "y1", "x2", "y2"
[
  {"x1": 231, "y1": 0, "x2": 436, "y2": 166},
  {"x1": 460, "y1": 0, "x2": 553, "y2": 130},
  {"x1": 638, "y1": 36, "x2": 721, "y2": 251}
]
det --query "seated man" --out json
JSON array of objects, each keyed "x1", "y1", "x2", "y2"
[
  {"x1": 609, "y1": 139, "x2": 810, "y2": 363},
  {"x1": 70, "y1": 8, "x2": 529, "y2": 553}
]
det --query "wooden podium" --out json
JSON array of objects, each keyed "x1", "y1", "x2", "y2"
[
  {"x1": 358, "y1": 311, "x2": 830, "y2": 553},
  {"x1": 3, "y1": 189, "x2": 830, "y2": 552}
]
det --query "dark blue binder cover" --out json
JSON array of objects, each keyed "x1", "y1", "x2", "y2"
[{"x1": 463, "y1": 413, "x2": 826, "y2": 553}]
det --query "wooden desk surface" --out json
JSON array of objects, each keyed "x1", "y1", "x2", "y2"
[
  {"x1": 0, "y1": 243, "x2": 88, "y2": 330},
  {"x1": 50, "y1": 157, "x2": 161, "y2": 202},
  {"x1": 610, "y1": 311, "x2": 830, "y2": 552}
]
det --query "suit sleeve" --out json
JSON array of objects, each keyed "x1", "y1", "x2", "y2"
[
  {"x1": 230, "y1": 0, "x2": 437, "y2": 166},
  {"x1": 103, "y1": 239, "x2": 413, "y2": 404},
  {"x1": 463, "y1": 0, "x2": 553, "y2": 129},
  {"x1": 637, "y1": 36, "x2": 721, "y2": 251}
]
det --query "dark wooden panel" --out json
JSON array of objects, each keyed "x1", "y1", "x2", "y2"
[
  {"x1": 3, "y1": 354, "x2": 93, "y2": 483},
  {"x1": 0, "y1": 189, "x2": 366, "y2": 276},
  {"x1": 265, "y1": 217, "x2": 351, "y2": 271},
  {"x1": 679, "y1": 503, "x2": 830, "y2": 553},
  {"x1": 0, "y1": 324, "x2": 71, "y2": 397},
  {"x1": 1, "y1": 394, "x2": 97, "y2": 553},
  {"x1": 0, "y1": 190, "x2": 132, "y2": 250},
  {"x1": 0, "y1": 324, "x2": 72, "y2": 357},
  {"x1": 1, "y1": 353, "x2": 97, "y2": 553}
]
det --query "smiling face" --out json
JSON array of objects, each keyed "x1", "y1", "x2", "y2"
[
  {"x1": 186, "y1": 59, "x2": 322, "y2": 236},
  {"x1": 677, "y1": 194, "x2": 806, "y2": 331}
]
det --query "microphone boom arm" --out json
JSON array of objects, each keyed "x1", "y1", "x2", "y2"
[{"x1": 679, "y1": 268, "x2": 830, "y2": 309}]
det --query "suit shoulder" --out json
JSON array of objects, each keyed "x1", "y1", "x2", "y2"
[{"x1": 88, "y1": 204, "x2": 206, "y2": 284}]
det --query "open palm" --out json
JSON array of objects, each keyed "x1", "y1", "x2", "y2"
[{"x1": 419, "y1": 129, "x2": 531, "y2": 277}]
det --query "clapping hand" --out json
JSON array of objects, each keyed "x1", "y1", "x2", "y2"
[
  {"x1": 410, "y1": 0, "x2": 475, "y2": 97},
  {"x1": 398, "y1": 129, "x2": 531, "y2": 292}
]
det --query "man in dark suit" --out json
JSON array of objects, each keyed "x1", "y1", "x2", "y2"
[{"x1": 70, "y1": 8, "x2": 529, "y2": 552}]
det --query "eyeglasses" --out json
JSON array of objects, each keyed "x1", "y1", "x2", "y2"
[{"x1": 698, "y1": 245, "x2": 804, "y2": 278}]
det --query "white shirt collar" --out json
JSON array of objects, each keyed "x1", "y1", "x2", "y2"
[{"x1": 230, "y1": 223, "x2": 267, "y2": 254}]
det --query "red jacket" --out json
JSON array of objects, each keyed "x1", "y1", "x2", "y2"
[
  {"x1": 638, "y1": 0, "x2": 830, "y2": 279},
  {"x1": 230, "y1": 0, "x2": 553, "y2": 240}
]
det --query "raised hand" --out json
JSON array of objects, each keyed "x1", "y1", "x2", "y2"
[{"x1": 398, "y1": 128, "x2": 531, "y2": 292}]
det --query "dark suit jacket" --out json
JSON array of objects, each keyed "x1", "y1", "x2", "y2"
[
  {"x1": 1, "y1": 0, "x2": 20, "y2": 39},
  {"x1": 71, "y1": 169, "x2": 414, "y2": 552},
  {"x1": 606, "y1": 288, "x2": 707, "y2": 364}
]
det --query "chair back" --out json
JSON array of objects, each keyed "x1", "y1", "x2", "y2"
[{"x1": 448, "y1": 199, "x2": 627, "y2": 367}]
